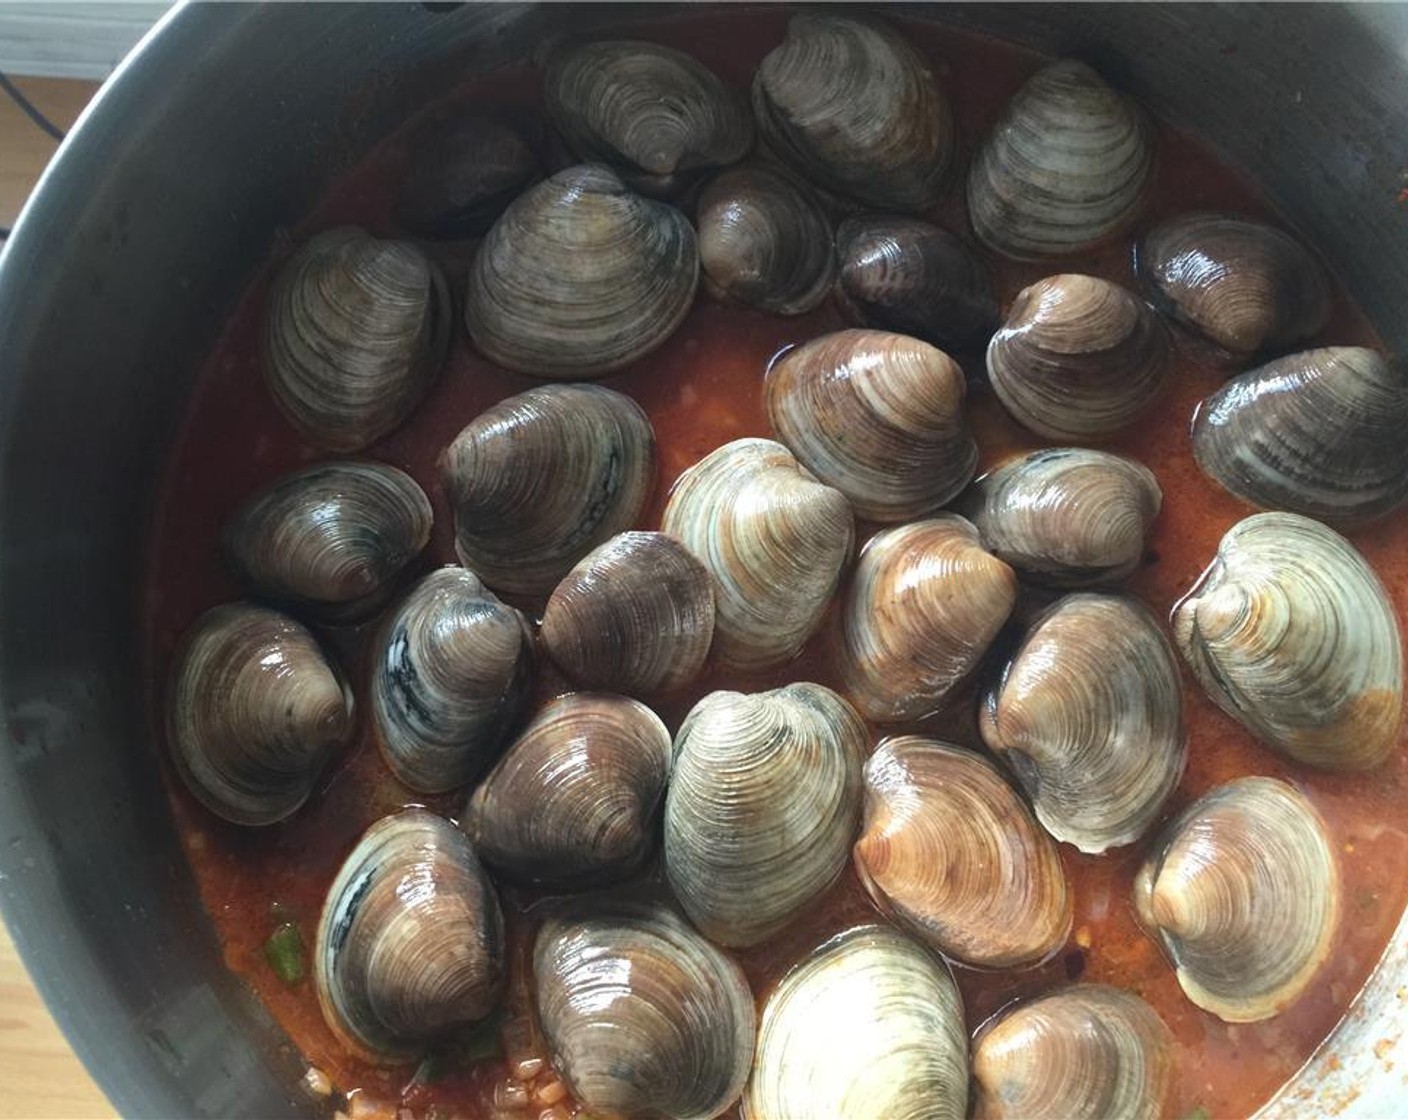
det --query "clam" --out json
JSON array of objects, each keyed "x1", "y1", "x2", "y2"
[
  {"x1": 968, "y1": 60, "x2": 1153, "y2": 260},
  {"x1": 854, "y1": 737, "x2": 1072, "y2": 969},
  {"x1": 370, "y1": 567, "x2": 534, "y2": 794},
  {"x1": 166, "y1": 603, "x2": 354, "y2": 826},
  {"x1": 986, "y1": 274, "x2": 1171, "y2": 441},
  {"x1": 765, "y1": 329, "x2": 977, "y2": 522},
  {"x1": 1134, "y1": 776, "x2": 1340, "y2": 1022},
  {"x1": 963, "y1": 448, "x2": 1162, "y2": 587},
  {"x1": 753, "y1": 13, "x2": 955, "y2": 211},
  {"x1": 973, "y1": 985, "x2": 1173, "y2": 1120},
  {"x1": 534, "y1": 900, "x2": 755, "y2": 1120},
  {"x1": 264, "y1": 227, "x2": 450, "y2": 452},
  {"x1": 664, "y1": 684, "x2": 867, "y2": 947},
  {"x1": 835, "y1": 215, "x2": 999, "y2": 352},
  {"x1": 696, "y1": 164, "x2": 835, "y2": 315},
  {"x1": 442, "y1": 384, "x2": 656, "y2": 599},
  {"x1": 541, "y1": 532, "x2": 714, "y2": 695},
  {"x1": 221, "y1": 460, "x2": 432, "y2": 621},
  {"x1": 462, "y1": 692, "x2": 671, "y2": 889},
  {"x1": 661, "y1": 438, "x2": 853, "y2": 670},
  {"x1": 841, "y1": 516, "x2": 1017, "y2": 722},
  {"x1": 543, "y1": 40, "x2": 752, "y2": 197},
  {"x1": 1136, "y1": 212, "x2": 1331, "y2": 358},
  {"x1": 1172, "y1": 512, "x2": 1403, "y2": 771},
  {"x1": 314, "y1": 809, "x2": 505, "y2": 1063},
  {"x1": 464, "y1": 164, "x2": 699, "y2": 378},
  {"x1": 1191, "y1": 346, "x2": 1408, "y2": 524},
  {"x1": 980, "y1": 594, "x2": 1186, "y2": 854},
  {"x1": 744, "y1": 924, "x2": 968, "y2": 1120}
]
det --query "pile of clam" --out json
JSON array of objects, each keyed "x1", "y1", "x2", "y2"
[{"x1": 166, "y1": 14, "x2": 1407, "y2": 1120}]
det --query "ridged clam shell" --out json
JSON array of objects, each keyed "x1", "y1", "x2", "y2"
[
  {"x1": 973, "y1": 985, "x2": 1173, "y2": 1120},
  {"x1": 464, "y1": 163, "x2": 699, "y2": 378},
  {"x1": 166, "y1": 602, "x2": 354, "y2": 826},
  {"x1": 370, "y1": 567, "x2": 534, "y2": 794},
  {"x1": 1133, "y1": 776, "x2": 1339, "y2": 1022},
  {"x1": 855, "y1": 736, "x2": 1072, "y2": 969},
  {"x1": 462, "y1": 692, "x2": 671, "y2": 889},
  {"x1": 1191, "y1": 346, "x2": 1408, "y2": 524},
  {"x1": 534, "y1": 901, "x2": 755, "y2": 1120},
  {"x1": 753, "y1": 14, "x2": 954, "y2": 211},
  {"x1": 765, "y1": 329, "x2": 977, "y2": 522},
  {"x1": 968, "y1": 60, "x2": 1153, "y2": 260},
  {"x1": 314, "y1": 809, "x2": 505, "y2": 1063},
  {"x1": 987, "y1": 274, "x2": 1171, "y2": 441},
  {"x1": 1172, "y1": 512, "x2": 1403, "y2": 771},
  {"x1": 841, "y1": 516, "x2": 1017, "y2": 722},
  {"x1": 963, "y1": 448, "x2": 1162, "y2": 587},
  {"x1": 442, "y1": 384, "x2": 656, "y2": 598},
  {"x1": 664, "y1": 684, "x2": 867, "y2": 947},
  {"x1": 980, "y1": 594, "x2": 1186, "y2": 853},
  {"x1": 541, "y1": 532, "x2": 714, "y2": 695},
  {"x1": 743, "y1": 924, "x2": 968, "y2": 1120},
  {"x1": 263, "y1": 227, "x2": 450, "y2": 452},
  {"x1": 661, "y1": 438, "x2": 853, "y2": 670}
]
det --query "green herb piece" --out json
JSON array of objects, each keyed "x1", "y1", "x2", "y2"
[
  {"x1": 1182, "y1": 1106, "x2": 1211, "y2": 1120},
  {"x1": 264, "y1": 922, "x2": 305, "y2": 985},
  {"x1": 459, "y1": 1008, "x2": 507, "y2": 1064}
]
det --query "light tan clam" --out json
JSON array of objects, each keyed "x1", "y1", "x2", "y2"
[
  {"x1": 534, "y1": 900, "x2": 755, "y2": 1120},
  {"x1": 987, "y1": 273, "x2": 1171, "y2": 441},
  {"x1": 441, "y1": 384, "x2": 656, "y2": 599},
  {"x1": 1172, "y1": 512, "x2": 1403, "y2": 771},
  {"x1": 664, "y1": 684, "x2": 867, "y2": 947},
  {"x1": 855, "y1": 737, "x2": 1072, "y2": 969},
  {"x1": 369, "y1": 567, "x2": 534, "y2": 794},
  {"x1": 743, "y1": 924, "x2": 968, "y2": 1120},
  {"x1": 461, "y1": 692, "x2": 671, "y2": 890},
  {"x1": 753, "y1": 13, "x2": 954, "y2": 211},
  {"x1": 765, "y1": 329, "x2": 977, "y2": 522},
  {"x1": 980, "y1": 594, "x2": 1186, "y2": 854},
  {"x1": 166, "y1": 602, "x2": 354, "y2": 826},
  {"x1": 972, "y1": 985, "x2": 1173, "y2": 1120},
  {"x1": 661, "y1": 438, "x2": 853, "y2": 670},
  {"x1": 1134, "y1": 776, "x2": 1340, "y2": 1022},
  {"x1": 263, "y1": 227, "x2": 450, "y2": 452},
  {"x1": 969, "y1": 60, "x2": 1153, "y2": 260},
  {"x1": 841, "y1": 516, "x2": 1017, "y2": 722},
  {"x1": 464, "y1": 163, "x2": 698, "y2": 378},
  {"x1": 314, "y1": 809, "x2": 505, "y2": 1064}
]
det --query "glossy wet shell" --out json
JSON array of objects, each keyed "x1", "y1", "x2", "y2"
[
  {"x1": 765, "y1": 329, "x2": 977, "y2": 522},
  {"x1": 744, "y1": 924, "x2": 968, "y2": 1120},
  {"x1": 1172, "y1": 512, "x2": 1403, "y2": 771},
  {"x1": 854, "y1": 737, "x2": 1072, "y2": 970},
  {"x1": 166, "y1": 602, "x2": 354, "y2": 826},
  {"x1": 1133, "y1": 776, "x2": 1340, "y2": 1023}
]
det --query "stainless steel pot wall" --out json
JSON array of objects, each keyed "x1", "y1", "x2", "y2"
[{"x1": 0, "y1": 4, "x2": 1404, "y2": 1117}]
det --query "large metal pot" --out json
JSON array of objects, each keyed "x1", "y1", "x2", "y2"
[{"x1": 0, "y1": 4, "x2": 1404, "y2": 1116}]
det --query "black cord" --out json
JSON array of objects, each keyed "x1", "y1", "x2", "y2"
[{"x1": 0, "y1": 71, "x2": 65, "y2": 142}]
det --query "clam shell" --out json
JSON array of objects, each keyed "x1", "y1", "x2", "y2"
[
  {"x1": 968, "y1": 60, "x2": 1153, "y2": 260},
  {"x1": 370, "y1": 567, "x2": 534, "y2": 794},
  {"x1": 841, "y1": 516, "x2": 1017, "y2": 722},
  {"x1": 744, "y1": 924, "x2": 968, "y2": 1120},
  {"x1": 166, "y1": 603, "x2": 354, "y2": 826},
  {"x1": 854, "y1": 736, "x2": 1072, "y2": 970},
  {"x1": 314, "y1": 809, "x2": 505, "y2": 1063},
  {"x1": 664, "y1": 684, "x2": 867, "y2": 947},
  {"x1": 661, "y1": 438, "x2": 853, "y2": 670},
  {"x1": 1172, "y1": 512, "x2": 1403, "y2": 771},
  {"x1": 464, "y1": 163, "x2": 699, "y2": 378},
  {"x1": 765, "y1": 329, "x2": 977, "y2": 522},
  {"x1": 461, "y1": 692, "x2": 671, "y2": 889},
  {"x1": 442, "y1": 384, "x2": 656, "y2": 599},
  {"x1": 264, "y1": 227, "x2": 450, "y2": 452},
  {"x1": 1133, "y1": 776, "x2": 1340, "y2": 1022},
  {"x1": 980, "y1": 594, "x2": 1186, "y2": 853}
]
